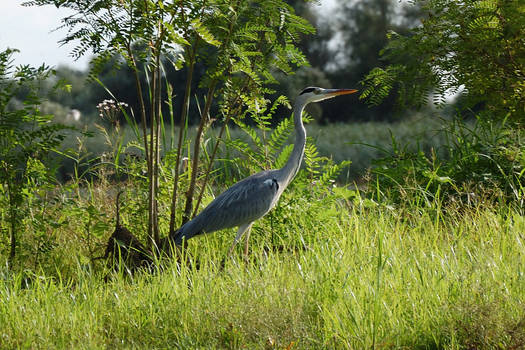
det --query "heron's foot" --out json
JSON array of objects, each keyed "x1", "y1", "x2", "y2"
[
  {"x1": 219, "y1": 257, "x2": 227, "y2": 272},
  {"x1": 220, "y1": 245, "x2": 237, "y2": 272}
]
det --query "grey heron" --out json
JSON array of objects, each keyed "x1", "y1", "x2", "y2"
[{"x1": 172, "y1": 87, "x2": 358, "y2": 255}]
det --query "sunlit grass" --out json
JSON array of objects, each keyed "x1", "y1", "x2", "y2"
[{"x1": 1, "y1": 202, "x2": 524, "y2": 349}]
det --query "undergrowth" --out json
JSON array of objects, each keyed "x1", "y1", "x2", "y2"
[
  {"x1": 0, "y1": 200, "x2": 524, "y2": 349},
  {"x1": 370, "y1": 117, "x2": 524, "y2": 210},
  {"x1": 1, "y1": 101, "x2": 523, "y2": 348}
]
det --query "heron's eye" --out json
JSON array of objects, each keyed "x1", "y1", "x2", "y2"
[
  {"x1": 314, "y1": 88, "x2": 321, "y2": 95},
  {"x1": 299, "y1": 87, "x2": 315, "y2": 95}
]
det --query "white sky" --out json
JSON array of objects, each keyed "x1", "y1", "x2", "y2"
[{"x1": 0, "y1": 0, "x2": 337, "y2": 71}]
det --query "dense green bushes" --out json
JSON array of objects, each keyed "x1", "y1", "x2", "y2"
[
  {"x1": 359, "y1": 0, "x2": 524, "y2": 210},
  {"x1": 0, "y1": 49, "x2": 73, "y2": 263},
  {"x1": 371, "y1": 117, "x2": 524, "y2": 208},
  {"x1": 362, "y1": 0, "x2": 525, "y2": 120}
]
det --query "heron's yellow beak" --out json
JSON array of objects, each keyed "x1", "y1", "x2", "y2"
[{"x1": 327, "y1": 88, "x2": 358, "y2": 96}]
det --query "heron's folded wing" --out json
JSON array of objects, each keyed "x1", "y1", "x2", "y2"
[{"x1": 192, "y1": 171, "x2": 280, "y2": 233}]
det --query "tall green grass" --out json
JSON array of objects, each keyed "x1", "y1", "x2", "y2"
[
  {"x1": 1, "y1": 202, "x2": 523, "y2": 349},
  {"x1": 4, "y1": 113, "x2": 522, "y2": 349}
]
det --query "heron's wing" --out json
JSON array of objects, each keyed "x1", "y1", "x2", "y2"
[{"x1": 187, "y1": 170, "x2": 280, "y2": 235}]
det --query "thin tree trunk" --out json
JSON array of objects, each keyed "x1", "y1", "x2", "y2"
[
  {"x1": 7, "y1": 182, "x2": 17, "y2": 264},
  {"x1": 128, "y1": 51, "x2": 150, "y2": 166},
  {"x1": 147, "y1": 64, "x2": 157, "y2": 247},
  {"x1": 153, "y1": 48, "x2": 162, "y2": 246},
  {"x1": 128, "y1": 50, "x2": 156, "y2": 244},
  {"x1": 183, "y1": 81, "x2": 217, "y2": 223},
  {"x1": 168, "y1": 42, "x2": 199, "y2": 236}
]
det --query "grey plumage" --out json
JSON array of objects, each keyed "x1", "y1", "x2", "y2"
[
  {"x1": 172, "y1": 87, "x2": 357, "y2": 254},
  {"x1": 175, "y1": 170, "x2": 280, "y2": 240}
]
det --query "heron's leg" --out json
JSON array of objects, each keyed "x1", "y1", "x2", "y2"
[
  {"x1": 227, "y1": 223, "x2": 252, "y2": 257},
  {"x1": 243, "y1": 224, "x2": 253, "y2": 257}
]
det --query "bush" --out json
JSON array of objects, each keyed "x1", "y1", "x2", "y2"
[
  {"x1": 370, "y1": 115, "x2": 524, "y2": 208},
  {"x1": 0, "y1": 49, "x2": 71, "y2": 264},
  {"x1": 361, "y1": 0, "x2": 525, "y2": 121}
]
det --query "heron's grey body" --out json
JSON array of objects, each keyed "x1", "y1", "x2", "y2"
[
  {"x1": 175, "y1": 170, "x2": 281, "y2": 239},
  {"x1": 172, "y1": 87, "x2": 357, "y2": 254}
]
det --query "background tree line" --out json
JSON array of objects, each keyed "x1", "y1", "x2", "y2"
[{"x1": 36, "y1": 0, "x2": 424, "y2": 127}]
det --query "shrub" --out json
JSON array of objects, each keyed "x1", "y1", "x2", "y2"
[
  {"x1": 361, "y1": 0, "x2": 525, "y2": 121},
  {"x1": 0, "y1": 49, "x2": 71, "y2": 264},
  {"x1": 370, "y1": 116, "x2": 524, "y2": 208}
]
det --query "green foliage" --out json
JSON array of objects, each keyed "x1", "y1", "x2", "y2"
[
  {"x1": 24, "y1": 0, "x2": 430, "y2": 125},
  {"x1": 1, "y1": 202, "x2": 524, "y2": 348},
  {"x1": 371, "y1": 115, "x2": 524, "y2": 207},
  {"x1": 225, "y1": 95, "x2": 294, "y2": 173},
  {"x1": 25, "y1": 0, "x2": 313, "y2": 109},
  {"x1": 360, "y1": 0, "x2": 524, "y2": 210},
  {"x1": 0, "y1": 49, "x2": 70, "y2": 263},
  {"x1": 361, "y1": 0, "x2": 525, "y2": 120},
  {"x1": 25, "y1": 0, "x2": 315, "y2": 240}
]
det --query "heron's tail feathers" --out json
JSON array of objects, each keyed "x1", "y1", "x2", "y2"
[
  {"x1": 171, "y1": 225, "x2": 196, "y2": 245},
  {"x1": 170, "y1": 227, "x2": 184, "y2": 246},
  {"x1": 170, "y1": 219, "x2": 205, "y2": 246}
]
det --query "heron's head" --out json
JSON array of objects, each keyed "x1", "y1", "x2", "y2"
[{"x1": 298, "y1": 87, "x2": 358, "y2": 105}]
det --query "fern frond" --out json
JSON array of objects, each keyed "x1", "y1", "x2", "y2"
[
  {"x1": 318, "y1": 160, "x2": 352, "y2": 186},
  {"x1": 275, "y1": 144, "x2": 294, "y2": 169},
  {"x1": 268, "y1": 117, "x2": 294, "y2": 156}
]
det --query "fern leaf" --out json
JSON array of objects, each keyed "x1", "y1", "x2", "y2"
[{"x1": 268, "y1": 117, "x2": 294, "y2": 156}]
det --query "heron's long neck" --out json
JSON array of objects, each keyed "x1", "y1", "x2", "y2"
[{"x1": 280, "y1": 101, "x2": 306, "y2": 186}]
